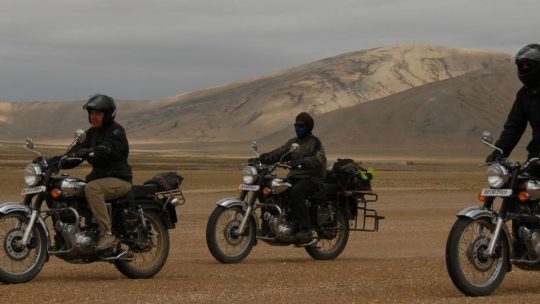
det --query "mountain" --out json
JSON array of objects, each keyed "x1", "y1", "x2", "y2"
[
  {"x1": 0, "y1": 44, "x2": 510, "y2": 145},
  {"x1": 261, "y1": 62, "x2": 521, "y2": 156}
]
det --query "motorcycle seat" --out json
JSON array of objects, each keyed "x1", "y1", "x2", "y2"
[
  {"x1": 130, "y1": 184, "x2": 158, "y2": 199},
  {"x1": 109, "y1": 184, "x2": 158, "y2": 204}
]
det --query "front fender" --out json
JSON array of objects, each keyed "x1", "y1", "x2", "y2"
[
  {"x1": 457, "y1": 205, "x2": 495, "y2": 220},
  {"x1": 456, "y1": 205, "x2": 513, "y2": 271},
  {"x1": 0, "y1": 202, "x2": 51, "y2": 256},
  {"x1": 216, "y1": 197, "x2": 246, "y2": 209}
]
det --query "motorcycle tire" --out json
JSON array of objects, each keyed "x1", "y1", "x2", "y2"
[
  {"x1": 306, "y1": 209, "x2": 349, "y2": 260},
  {"x1": 206, "y1": 206, "x2": 256, "y2": 264},
  {"x1": 0, "y1": 212, "x2": 48, "y2": 284},
  {"x1": 446, "y1": 217, "x2": 509, "y2": 296},
  {"x1": 114, "y1": 211, "x2": 170, "y2": 279}
]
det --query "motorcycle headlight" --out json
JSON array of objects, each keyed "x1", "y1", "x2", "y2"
[
  {"x1": 24, "y1": 164, "x2": 43, "y2": 186},
  {"x1": 242, "y1": 166, "x2": 258, "y2": 185},
  {"x1": 486, "y1": 164, "x2": 509, "y2": 189}
]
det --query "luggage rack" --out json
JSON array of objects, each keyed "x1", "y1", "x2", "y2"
[
  {"x1": 342, "y1": 190, "x2": 384, "y2": 232},
  {"x1": 154, "y1": 188, "x2": 186, "y2": 206}
]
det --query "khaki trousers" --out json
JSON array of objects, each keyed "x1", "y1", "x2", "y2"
[{"x1": 84, "y1": 177, "x2": 132, "y2": 234}]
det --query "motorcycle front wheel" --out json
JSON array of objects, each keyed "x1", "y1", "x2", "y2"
[
  {"x1": 446, "y1": 217, "x2": 509, "y2": 296},
  {"x1": 0, "y1": 212, "x2": 48, "y2": 284},
  {"x1": 306, "y1": 209, "x2": 349, "y2": 260},
  {"x1": 206, "y1": 206, "x2": 256, "y2": 263},
  {"x1": 114, "y1": 211, "x2": 169, "y2": 279}
]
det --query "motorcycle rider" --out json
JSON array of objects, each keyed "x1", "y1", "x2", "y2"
[
  {"x1": 257, "y1": 112, "x2": 327, "y2": 243},
  {"x1": 487, "y1": 44, "x2": 540, "y2": 163},
  {"x1": 58, "y1": 94, "x2": 133, "y2": 251}
]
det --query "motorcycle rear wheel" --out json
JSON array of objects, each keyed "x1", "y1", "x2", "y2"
[
  {"x1": 305, "y1": 209, "x2": 349, "y2": 260},
  {"x1": 446, "y1": 217, "x2": 509, "y2": 296},
  {"x1": 0, "y1": 212, "x2": 47, "y2": 284},
  {"x1": 114, "y1": 211, "x2": 169, "y2": 279},
  {"x1": 206, "y1": 206, "x2": 256, "y2": 263}
]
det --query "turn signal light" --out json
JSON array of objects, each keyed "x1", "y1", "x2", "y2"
[
  {"x1": 478, "y1": 193, "x2": 486, "y2": 202},
  {"x1": 51, "y1": 188, "x2": 62, "y2": 199},
  {"x1": 518, "y1": 191, "x2": 530, "y2": 202},
  {"x1": 262, "y1": 187, "x2": 271, "y2": 196}
]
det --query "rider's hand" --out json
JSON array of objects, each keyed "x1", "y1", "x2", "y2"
[
  {"x1": 485, "y1": 150, "x2": 503, "y2": 163},
  {"x1": 248, "y1": 157, "x2": 259, "y2": 164},
  {"x1": 288, "y1": 159, "x2": 302, "y2": 168},
  {"x1": 76, "y1": 148, "x2": 93, "y2": 158}
]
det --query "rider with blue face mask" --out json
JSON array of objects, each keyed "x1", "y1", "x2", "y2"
[{"x1": 258, "y1": 112, "x2": 327, "y2": 243}]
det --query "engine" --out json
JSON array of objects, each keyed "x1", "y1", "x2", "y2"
[
  {"x1": 264, "y1": 211, "x2": 295, "y2": 241},
  {"x1": 518, "y1": 226, "x2": 540, "y2": 260},
  {"x1": 54, "y1": 208, "x2": 98, "y2": 256}
]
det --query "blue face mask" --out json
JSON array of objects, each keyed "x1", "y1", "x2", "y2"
[{"x1": 295, "y1": 123, "x2": 308, "y2": 138}]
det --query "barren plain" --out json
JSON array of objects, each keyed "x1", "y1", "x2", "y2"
[{"x1": 1, "y1": 143, "x2": 540, "y2": 303}]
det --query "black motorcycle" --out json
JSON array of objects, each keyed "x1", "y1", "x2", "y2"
[
  {"x1": 206, "y1": 141, "x2": 384, "y2": 263},
  {"x1": 0, "y1": 130, "x2": 184, "y2": 284},
  {"x1": 446, "y1": 131, "x2": 540, "y2": 296}
]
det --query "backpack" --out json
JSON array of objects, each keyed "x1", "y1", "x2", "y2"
[
  {"x1": 329, "y1": 159, "x2": 374, "y2": 191},
  {"x1": 144, "y1": 172, "x2": 183, "y2": 192}
]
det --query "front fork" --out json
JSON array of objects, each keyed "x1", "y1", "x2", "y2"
[
  {"x1": 483, "y1": 196, "x2": 507, "y2": 257},
  {"x1": 235, "y1": 191, "x2": 256, "y2": 235},
  {"x1": 18, "y1": 210, "x2": 39, "y2": 247},
  {"x1": 486, "y1": 216, "x2": 504, "y2": 257},
  {"x1": 18, "y1": 193, "x2": 46, "y2": 247}
]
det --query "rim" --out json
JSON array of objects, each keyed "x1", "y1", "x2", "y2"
[
  {"x1": 0, "y1": 214, "x2": 43, "y2": 275},
  {"x1": 316, "y1": 213, "x2": 346, "y2": 253},
  {"x1": 120, "y1": 213, "x2": 165, "y2": 271},
  {"x1": 457, "y1": 220, "x2": 504, "y2": 287},
  {"x1": 214, "y1": 207, "x2": 252, "y2": 257}
]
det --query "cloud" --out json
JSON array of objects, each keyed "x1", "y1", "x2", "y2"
[{"x1": 0, "y1": 0, "x2": 538, "y2": 101}]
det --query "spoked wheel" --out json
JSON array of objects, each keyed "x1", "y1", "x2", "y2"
[
  {"x1": 0, "y1": 212, "x2": 47, "y2": 284},
  {"x1": 114, "y1": 211, "x2": 169, "y2": 279},
  {"x1": 446, "y1": 217, "x2": 509, "y2": 296},
  {"x1": 306, "y1": 209, "x2": 349, "y2": 260},
  {"x1": 206, "y1": 206, "x2": 256, "y2": 263}
]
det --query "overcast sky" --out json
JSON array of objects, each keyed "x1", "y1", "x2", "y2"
[{"x1": 1, "y1": 0, "x2": 538, "y2": 101}]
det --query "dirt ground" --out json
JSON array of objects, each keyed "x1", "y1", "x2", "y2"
[{"x1": 1, "y1": 148, "x2": 540, "y2": 303}]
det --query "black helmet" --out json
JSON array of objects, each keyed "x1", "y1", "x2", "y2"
[
  {"x1": 83, "y1": 94, "x2": 116, "y2": 125},
  {"x1": 512, "y1": 44, "x2": 540, "y2": 89}
]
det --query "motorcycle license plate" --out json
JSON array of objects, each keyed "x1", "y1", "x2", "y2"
[
  {"x1": 481, "y1": 189, "x2": 512, "y2": 197},
  {"x1": 239, "y1": 184, "x2": 260, "y2": 191},
  {"x1": 21, "y1": 186, "x2": 46, "y2": 195}
]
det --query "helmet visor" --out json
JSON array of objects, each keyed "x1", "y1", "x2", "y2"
[{"x1": 511, "y1": 45, "x2": 540, "y2": 63}]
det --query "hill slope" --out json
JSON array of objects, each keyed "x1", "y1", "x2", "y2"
[
  {"x1": 0, "y1": 44, "x2": 510, "y2": 143},
  {"x1": 261, "y1": 62, "x2": 521, "y2": 155}
]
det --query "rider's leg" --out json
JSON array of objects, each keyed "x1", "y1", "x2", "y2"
[
  {"x1": 289, "y1": 178, "x2": 317, "y2": 242},
  {"x1": 85, "y1": 177, "x2": 132, "y2": 250}
]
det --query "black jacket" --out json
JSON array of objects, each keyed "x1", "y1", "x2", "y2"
[
  {"x1": 495, "y1": 87, "x2": 540, "y2": 159},
  {"x1": 259, "y1": 134, "x2": 327, "y2": 182},
  {"x1": 64, "y1": 121, "x2": 133, "y2": 183}
]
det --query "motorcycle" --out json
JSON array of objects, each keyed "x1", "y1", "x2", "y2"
[
  {"x1": 446, "y1": 131, "x2": 540, "y2": 296},
  {"x1": 0, "y1": 130, "x2": 185, "y2": 284},
  {"x1": 205, "y1": 141, "x2": 384, "y2": 263}
]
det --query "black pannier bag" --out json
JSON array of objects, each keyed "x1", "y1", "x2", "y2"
[
  {"x1": 328, "y1": 159, "x2": 373, "y2": 191},
  {"x1": 144, "y1": 172, "x2": 184, "y2": 192}
]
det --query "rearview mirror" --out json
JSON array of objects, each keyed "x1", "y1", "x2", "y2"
[
  {"x1": 250, "y1": 141, "x2": 258, "y2": 152},
  {"x1": 25, "y1": 137, "x2": 34, "y2": 150},
  {"x1": 482, "y1": 131, "x2": 493, "y2": 144},
  {"x1": 74, "y1": 129, "x2": 86, "y2": 143}
]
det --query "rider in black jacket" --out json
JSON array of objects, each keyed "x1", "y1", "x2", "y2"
[
  {"x1": 258, "y1": 112, "x2": 327, "y2": 243},
  {"x1": 62, "y1": 94, "x2": 133, "y2": 251},
  {"x1": 487, "y1": 44, "x2": 540, "y2": 162}
]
